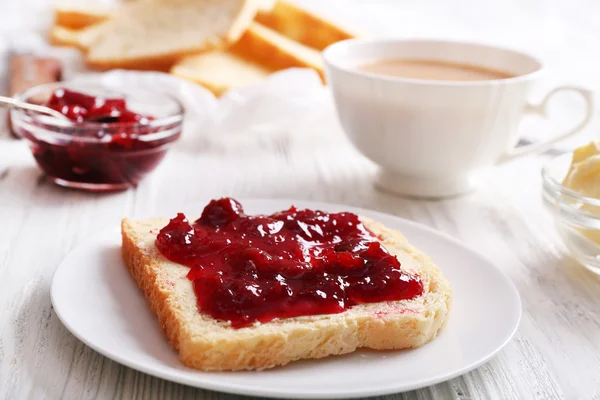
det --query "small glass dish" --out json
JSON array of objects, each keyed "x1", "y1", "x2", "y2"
[
  {"x1": 542, "y1": 152, "x2": 600, "y2": 275},
  {"x1": 11, "y1": 81, "x2": 184, "y2": 191}
]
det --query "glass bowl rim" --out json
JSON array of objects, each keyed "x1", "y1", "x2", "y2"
[{"x1": 11, "y1": 81, "x2": 185, "y2": 143}]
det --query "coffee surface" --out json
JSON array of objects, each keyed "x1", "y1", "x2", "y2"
[{"x1": 359, "y1": 58, "x2": 514, "y2": 81}]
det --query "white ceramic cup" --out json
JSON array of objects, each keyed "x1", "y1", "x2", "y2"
[{"x1": 323, "y1": 39, "x2": 594, "y2": 198}]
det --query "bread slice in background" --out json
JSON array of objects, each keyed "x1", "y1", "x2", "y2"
[
  {"x1": 52, "y1": 0, "x2": 354, "y2": 53},
  {"x1": 235, "y1": 22, "x2": 323, "y2": 78},
  {"x1": 49, "y1": 24, "x2": 107, "y2": 53},
  {"x1": 49, "y1": 23, "x2": 174, "y2": 72},
  {"x1": 255, "y1": 0, "x2": 357, "y2": 51},
  {"x1": 171, "y1": 22, "x2": 324, "y2": 95},
  {"x1": 85, "y1": 0, "x2": 257, "y2": 70},
  {"x1": 50, "y1": 23, "x2": 267, "y2": 86},
  {"x1": 50, "y1": 0, "x2": 342, "y2": 91},
  {"x1": 51, "y1": 19, "x2": 323, "y2": 89},
  {"x1": 171, "y1": 51, "x2": 270, "y2": 96},
  {"x1": 53, "y1": 2, "x2": 112, "y2": 29},
  {"x1": 121, "y1": 216, "x2": 452, "y2": 371}
]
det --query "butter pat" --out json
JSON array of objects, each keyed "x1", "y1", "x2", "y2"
[
  {"x1": 563, "y1": 141, "x2": 600, "y2": 199},
  {"x1": 562, "y1": 141, "x2": 600, "y2": 247}
]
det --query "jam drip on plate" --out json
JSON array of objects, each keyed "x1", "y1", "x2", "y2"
[{"x1": 156, "y1": 198, "x2": 424, "y2": 328}]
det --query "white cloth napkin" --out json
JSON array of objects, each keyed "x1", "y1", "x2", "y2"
[{"x1": 65, "y1": 68, "x2": 341, "y2": 152}]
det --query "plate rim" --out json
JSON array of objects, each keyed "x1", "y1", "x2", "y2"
[{"x1": 51, "y1": 198, "x2": 522, "y2": 399}]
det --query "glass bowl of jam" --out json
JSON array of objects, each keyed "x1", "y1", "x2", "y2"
[{"x1": 11, "y1": 82, "x2": 184, "y2": 191}]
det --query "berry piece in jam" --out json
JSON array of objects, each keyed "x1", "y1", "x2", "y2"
[
  {"x1": 47, "y1": 89, "x2": 152, "y2": 124},
  {"x1": 197, "y1": 198, "x2": 245, "y2": 228},
  {"x1": 156, "y1": 198, "x2": 424, "y2": 328}
]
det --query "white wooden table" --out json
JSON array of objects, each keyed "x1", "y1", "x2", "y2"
[{"x1": 2, "y1": 1, "x2": 600, "y2": 399}]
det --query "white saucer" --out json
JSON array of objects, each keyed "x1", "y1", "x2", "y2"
[{"x1": 51, "y1": 199, "x2": 521, "y2": 399}]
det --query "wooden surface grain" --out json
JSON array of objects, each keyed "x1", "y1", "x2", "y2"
[{"x1": 2, "y1": 1, "x2": 600, "y2": 399}]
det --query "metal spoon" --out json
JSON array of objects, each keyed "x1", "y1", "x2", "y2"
[{"x1": 0, "y1": 95, "x2": 70, "y2": 120}]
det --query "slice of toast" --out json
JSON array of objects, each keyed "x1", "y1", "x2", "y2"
[
  {"x1": 51, "y1": 2, "x2": 324, "y2": 87},
  {"x1": 49, "y1": 23, "x2": 174, "y2": 72},
  {"x1": 53, "y1": 0, "x2": 355, "y2": 53},
  {"x1": 170, "y1": 51, "x2": 270, "y2": 96},
  {"x1": 121, "y1": 215, "x2": 452, "y2": 371},
  {"x1": 51, "y1": 21, "x2": 323, "y2": 90},
  {"x1": 255, "y1": 0, "x2": 357, "y2": 51},
  {"x1": 50, "y1": 23, "x2": 270, "y2": 90},
  {"x1": 49, "y1": 24, "x2": 107, "y2": 53},
  {"x1": 170, "y1": 22, "x2": 325, "y2": 94},
  {"x1": 234, "y1": 22, "x2": 324, "y2": 79},
  {"x1": 85, "y1": 0, "x2": 257, "y2": 70},
  {"x1": 53, "y1": 3, "x2": 112, "y2": 29}
]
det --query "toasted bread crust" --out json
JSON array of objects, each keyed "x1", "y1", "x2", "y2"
[
  {"x1": 169, "y1": 22, "x2": 324, "y2": 95},
  {"x1": 232, "y1": 23, "x2": 324, "y2": 79},
  {"x1": 122, "y1": 220, "x2": 185, "y2": 352},
  {"x1": 87, "y1": 50, "x2": 194, "y2": 72},
  {"x1": 255, "y1": 0, "x2": 357, "y2": 51},
  {"x1": 54, "y1": 7, "x2": 111, "y2": 30},
  {"x1": 121, "y1": 216, "x2": 452, "y2": 371}
]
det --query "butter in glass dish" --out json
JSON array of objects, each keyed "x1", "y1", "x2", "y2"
[
  {"x1": 543, "y1": 141, "x2": 600, "y2": 274},
  {"x1": 563, "y1": 141, "x2": 600, "y2": 199}
]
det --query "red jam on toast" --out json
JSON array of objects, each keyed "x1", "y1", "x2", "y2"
[{"x1": 156, "y1": 198, "x2": 423, "y2": 328}]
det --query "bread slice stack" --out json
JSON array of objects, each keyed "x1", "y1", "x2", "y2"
[
  {"x1": 50, "y1": 0, "x2": 357, "y2": 95},
  {"x1": 255, "y1": 0, "x2": 356, "y2": 51},
  {"x1": 121, "y1": 215, "x2": 452, "y2": 371},
  {"x1": 171, "y1": 22, "x2": 325, "y2": 95}
]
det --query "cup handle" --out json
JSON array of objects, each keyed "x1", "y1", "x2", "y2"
[{"x1": 501, "y1": 86, "x2": 594, "y2": 161}]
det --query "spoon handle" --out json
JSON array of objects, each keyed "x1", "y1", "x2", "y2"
[{"x1": 0, "y1": 95, "x2": 70, "y2": 120}]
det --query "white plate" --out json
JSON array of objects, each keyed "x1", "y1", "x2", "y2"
[{"x1": 51, "y1": 199, "x2": 521, "y2": 399}]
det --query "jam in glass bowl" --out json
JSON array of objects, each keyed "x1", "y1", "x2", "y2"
[
  {"x1": 542, "y1": 153, "x2": 600, "y2": 275},
  {"x1": 11, "y1": 82, "x2": 184, "y2": 191}
]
